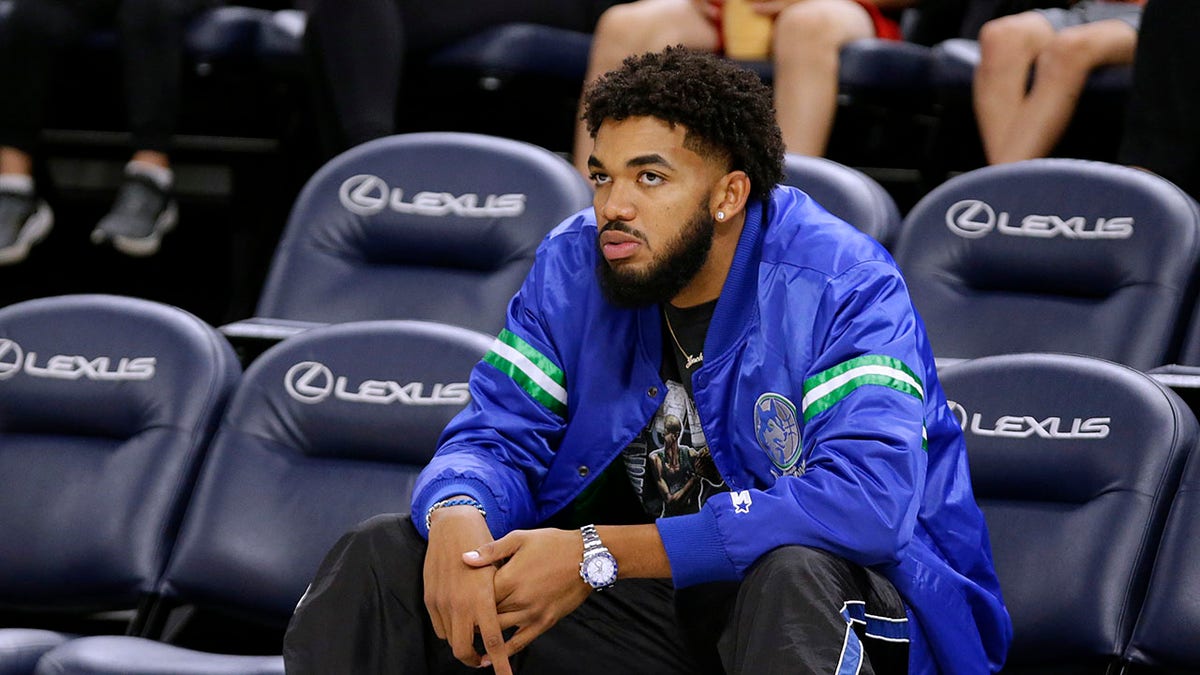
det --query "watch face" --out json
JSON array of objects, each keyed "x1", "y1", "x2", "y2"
[{"x1": 584, "y1": 552, "x2": 617, "y2": 586}]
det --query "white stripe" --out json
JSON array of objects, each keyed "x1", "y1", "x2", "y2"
[
  {"x1": 803, "y1": 364, "x2": 924, "y2": 412},
  {"x1": 490, "y1": 338, "x2": 568, "y2": 405},
  {"x1": 834, "y1": 623, "x2": 853, "y2": 675}
]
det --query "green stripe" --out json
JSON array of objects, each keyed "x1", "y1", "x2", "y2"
[
  {"x1": 804, "y1": 354, "x2": 921, "y2": 392},
  {"x1": 484, "y1": 351, "x2": 567, "y2": 416},
  {"x1": 498, "y1": 329, "x2": 565, "y2": 388},
  {"x1": 803, "y1": 374, "x2": 924, "y2": 422}
]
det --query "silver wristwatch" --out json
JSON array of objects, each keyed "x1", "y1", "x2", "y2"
[{"x1": 578, "y1": 524, "x2": 618, "y2": 590}]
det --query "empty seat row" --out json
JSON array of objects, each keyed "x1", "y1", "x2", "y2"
[
  {"x1": 939, "y1": 353, "x2": 1200, "y2": 673},
  {"x1": 4, "y1": 294, "x2": 1200, "y2": 672},
  {"x1": 0, "y1": 294, "x2": 493, "y2": 674}
]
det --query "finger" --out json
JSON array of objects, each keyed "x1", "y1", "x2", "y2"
[
  {"x1": 504, "y1": 622, "x2": 549, "y2": 658},
  {"x1": 464, "y1": 533, "x2": 520, "y2": 567},
  {"x1": 448, "y1": 617, "x2": 482, "y2": 668},
  {"x1": 425, "y1": 594, "x2": 446, "y2": 640},
  {"x1": 477, "y1": 609, "x2": 512, "y2": 675}
]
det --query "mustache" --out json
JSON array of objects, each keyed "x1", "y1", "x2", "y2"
[{"x1": 600, "y1": 220, "x2": 649, "y2": 243}]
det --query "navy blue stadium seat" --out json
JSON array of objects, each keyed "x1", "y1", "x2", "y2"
[
  {"x1": 782, "y1": 153, "x2": 901, "y2": 247},
  {"x1": 0, "y1": 295, "x2": 241, "y2": 674},
  {"x1": 427, "y1": 22, "x2": 593, "y2": 81},
  {"x1": 1123, "y1": 437, "x2": 1200, "y2": 673},
  {"x1": 33, "y1": 320, "x2": 491, "y2": 674},
  {"x1": 939, "y1": 352, "x2": 1198, "y2": 673},
  {"x1": 254, "y1": 8, "x2": 304, "y2": 67},
  {"x1": 63, "y1": 5, "x2": 270, "y2": 64},
  {"x1": 221, "y1": 132, "x2": 592, "y2": 349},
  {"x1": 892, "y1": 159, "x2": 1200, "y2": 370}
]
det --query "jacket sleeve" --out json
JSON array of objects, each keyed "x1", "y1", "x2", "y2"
[
  {"x1": 410, "y1": 237, "x2": 572, "y2": 540},
  {"x1": 658, "y1": 260, "x2": 929, "y2": 587}
]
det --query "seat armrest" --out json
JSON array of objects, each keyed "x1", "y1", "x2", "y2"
[{"x1": 220, "y1": 317, "x2": 329, "y2": 365}]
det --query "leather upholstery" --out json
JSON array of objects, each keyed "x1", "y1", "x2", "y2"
[
  {"x1": 254, "y1": 132, "x2": 593, "y2": 335},
  {"x1": 894, "y1": 159, "x2": 1200, "y2": 370},
  {"x1": 939, "y1": 353, "x2": 1198, "y2": 669}
]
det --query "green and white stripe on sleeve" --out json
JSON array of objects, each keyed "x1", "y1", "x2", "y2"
[
  {"x1": 483, "y1": 329, "x2": 567, "y2": 416},
  {"x1": 802, "y1": 354, "x2": 924, "y2": 424}
]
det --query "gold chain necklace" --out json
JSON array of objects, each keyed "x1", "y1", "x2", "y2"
[{"x1": 663, "y1": 309, "x2": 703, "y2": 369}]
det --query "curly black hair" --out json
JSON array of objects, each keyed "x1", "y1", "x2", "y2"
[{"x1": 583, "y1": 45, "x2": 785, "y2": 201}]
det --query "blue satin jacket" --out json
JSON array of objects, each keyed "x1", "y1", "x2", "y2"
[{"x1": 412, "y1": 186, "x2": 1011, "y2": 673}]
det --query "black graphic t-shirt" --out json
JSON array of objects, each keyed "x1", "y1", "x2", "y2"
[
  {"x1": 621, "y1": 300, "x2": 729, "y2": 519},
  {"x1": 549, "y1": 300, "x2": 730, "y2": 528}
]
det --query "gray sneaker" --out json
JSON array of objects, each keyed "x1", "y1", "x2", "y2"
[
  {"x1": 91, "y1": 174, "x2": 177, "y2": 257},
  {"x1": 0, "y1": 190, "x2": 53, "y2": 266}
]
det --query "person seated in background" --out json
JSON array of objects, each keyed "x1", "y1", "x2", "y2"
[
  {"x1": 571, "y1": 0, "x2": 916, "y2": 176},
  {"x1": 1118, "y1": 0, "x2": 1200, "y2": 201},
  {"x1": 973, "y1": 0, "x2": 1145, "y2": 165},
  {"x1": 0, "y1": 0, "x2": 214, "y2": 264},
  {"x1": 304, "y1": 0, "x2": 632, "y2": 160}
]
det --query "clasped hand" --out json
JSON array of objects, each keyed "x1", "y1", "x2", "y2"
[{"x1": 424, "y1": 513, "x2": 591, "y2": 674}]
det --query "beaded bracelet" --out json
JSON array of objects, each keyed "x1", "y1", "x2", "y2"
[{"x1": 425, "y1": 496, "x2": 487, "y2": 530}]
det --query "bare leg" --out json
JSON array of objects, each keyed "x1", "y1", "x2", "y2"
[
  {"x1": 973, "y1": 12, "x2": 1055, "y2": 164},
  {"x1": 771, "y1": 0, "x2": 874, "y2": 156},
  {"x1": 572, "y1": 0, "x2": 719, "y2": 175},
  {"x1": 989, "y1": 19, "x2": 1138, "y2": 163},
  {"x1": 0, "y1": 147, "x2": 33, "y2": 176},
  {"x1": 130, "y1": 149, "x2": 170, "y2": 170}
]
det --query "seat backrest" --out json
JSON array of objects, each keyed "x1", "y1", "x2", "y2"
[
  {"x1": 781, "y1": 153, "x2": 901, "y2": 247},
  {"x1": 255, "y1": 132, "x2": 593, "y2": 335},
  {"x1": 154, "y1": 320, "x2": 491, "y2": 625},
  {"x1": 1124, "y1": 442, "x2": 1200, "y2": 671},
  {"x1": 893, "y1": 159, "x2": 1200, "y2": 371},
  {"x1": 1173, "y1": 303, "x2": 1200, "y2": 366},
  {"x1": 0, "y1": 294, "x2": 240, "y2": 611},
  {"x1": 939, "y1": 353, "x2": 1197, "y2": 670}
]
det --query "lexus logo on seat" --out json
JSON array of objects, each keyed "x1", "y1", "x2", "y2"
[
  {"x1": 0, "y1": 339, "x2": 156, "y2": 381},
  {"x1": 339, "y1": 175, "x2": 389, "y2": 216},
  {"x1": 944, "y1": 198, "x2": 1134, "y2": 240},
  {"x1": 338, "y1": 174, "x2": 527, "y2": 218},
  {"x1": 947, "y1": 400, "x2": 968, "y2": 429},
  {"x1": 283, "y1": 360, "x2": 472, "y2": 406},
  {"x1": 285, "y1": 361, "x2": 335, "y2": 403},
  {"x1": 947, "y1": 399, "x2": 1110, "y2": 439},
  {"x1": 945, "y1": 200, "x2": 997, "y2": 238},
  {"x1": 0, "y1": 339, "x2": 22, "y2": 380}
]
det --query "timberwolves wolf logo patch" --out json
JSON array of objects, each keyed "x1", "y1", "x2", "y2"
[{"x1": 754, "y1": 393, "x2": 802, "y2": 474}]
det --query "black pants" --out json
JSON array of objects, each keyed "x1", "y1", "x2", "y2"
[
  {"x1": 1118, "y1": 0, "x2": 1200, "y2": 201},
  {"x1": 303, "y1": 0, "x2": 625, "y2": 155},
  {"x1": 0, "y1": 0, "x2": 210, "y2": 154},
  {"x1": 283, "y1": 514, "x2": 910, "y2": 674}
]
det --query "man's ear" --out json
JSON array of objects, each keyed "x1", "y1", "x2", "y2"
[{"x1": 711, "y1": 170, "x2": 752, "y2": 223}]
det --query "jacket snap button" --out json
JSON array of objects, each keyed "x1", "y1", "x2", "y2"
[
  {"x1": 648, "y1": 386, "x2": 659, "y2": 398},
  {"x1": 578, "y1": 465, "x2": 589, "y2": 477}
]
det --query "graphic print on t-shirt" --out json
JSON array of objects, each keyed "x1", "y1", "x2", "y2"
[{"x1": 622, "y1": 380, "x2": 728, "y2": 518}]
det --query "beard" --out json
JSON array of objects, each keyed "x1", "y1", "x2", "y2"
[{"x1": 596, "y1": 204, "x2": 716, "y2": 308}]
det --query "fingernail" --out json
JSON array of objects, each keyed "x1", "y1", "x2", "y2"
[
  {"x1": 463, "y1": 550, "x2": 481, "y2": 561},
  {"x1": 479, "y1": 658, "x2": 491, "y2": 668}
]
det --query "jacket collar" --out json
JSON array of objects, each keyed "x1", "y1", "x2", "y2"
[{"x1": 705, "y1": 198, "x2": 766, "y2": 361}]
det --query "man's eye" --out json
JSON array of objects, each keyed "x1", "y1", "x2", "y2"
[
  {"x1": 640, "y1": 173, "x2": 664, "y2": 185},
  {"x1": 589, "y1": 173, "x2": 610, "y2": 185}
]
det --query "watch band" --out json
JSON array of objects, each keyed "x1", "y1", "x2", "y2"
[{"x1": 581, "y1": 523, "x2": 604, "y2": 553}]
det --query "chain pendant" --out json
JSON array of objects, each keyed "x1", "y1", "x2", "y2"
[{"x1": 685, "y1": 353, "x2": 704, "y2": 369}]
